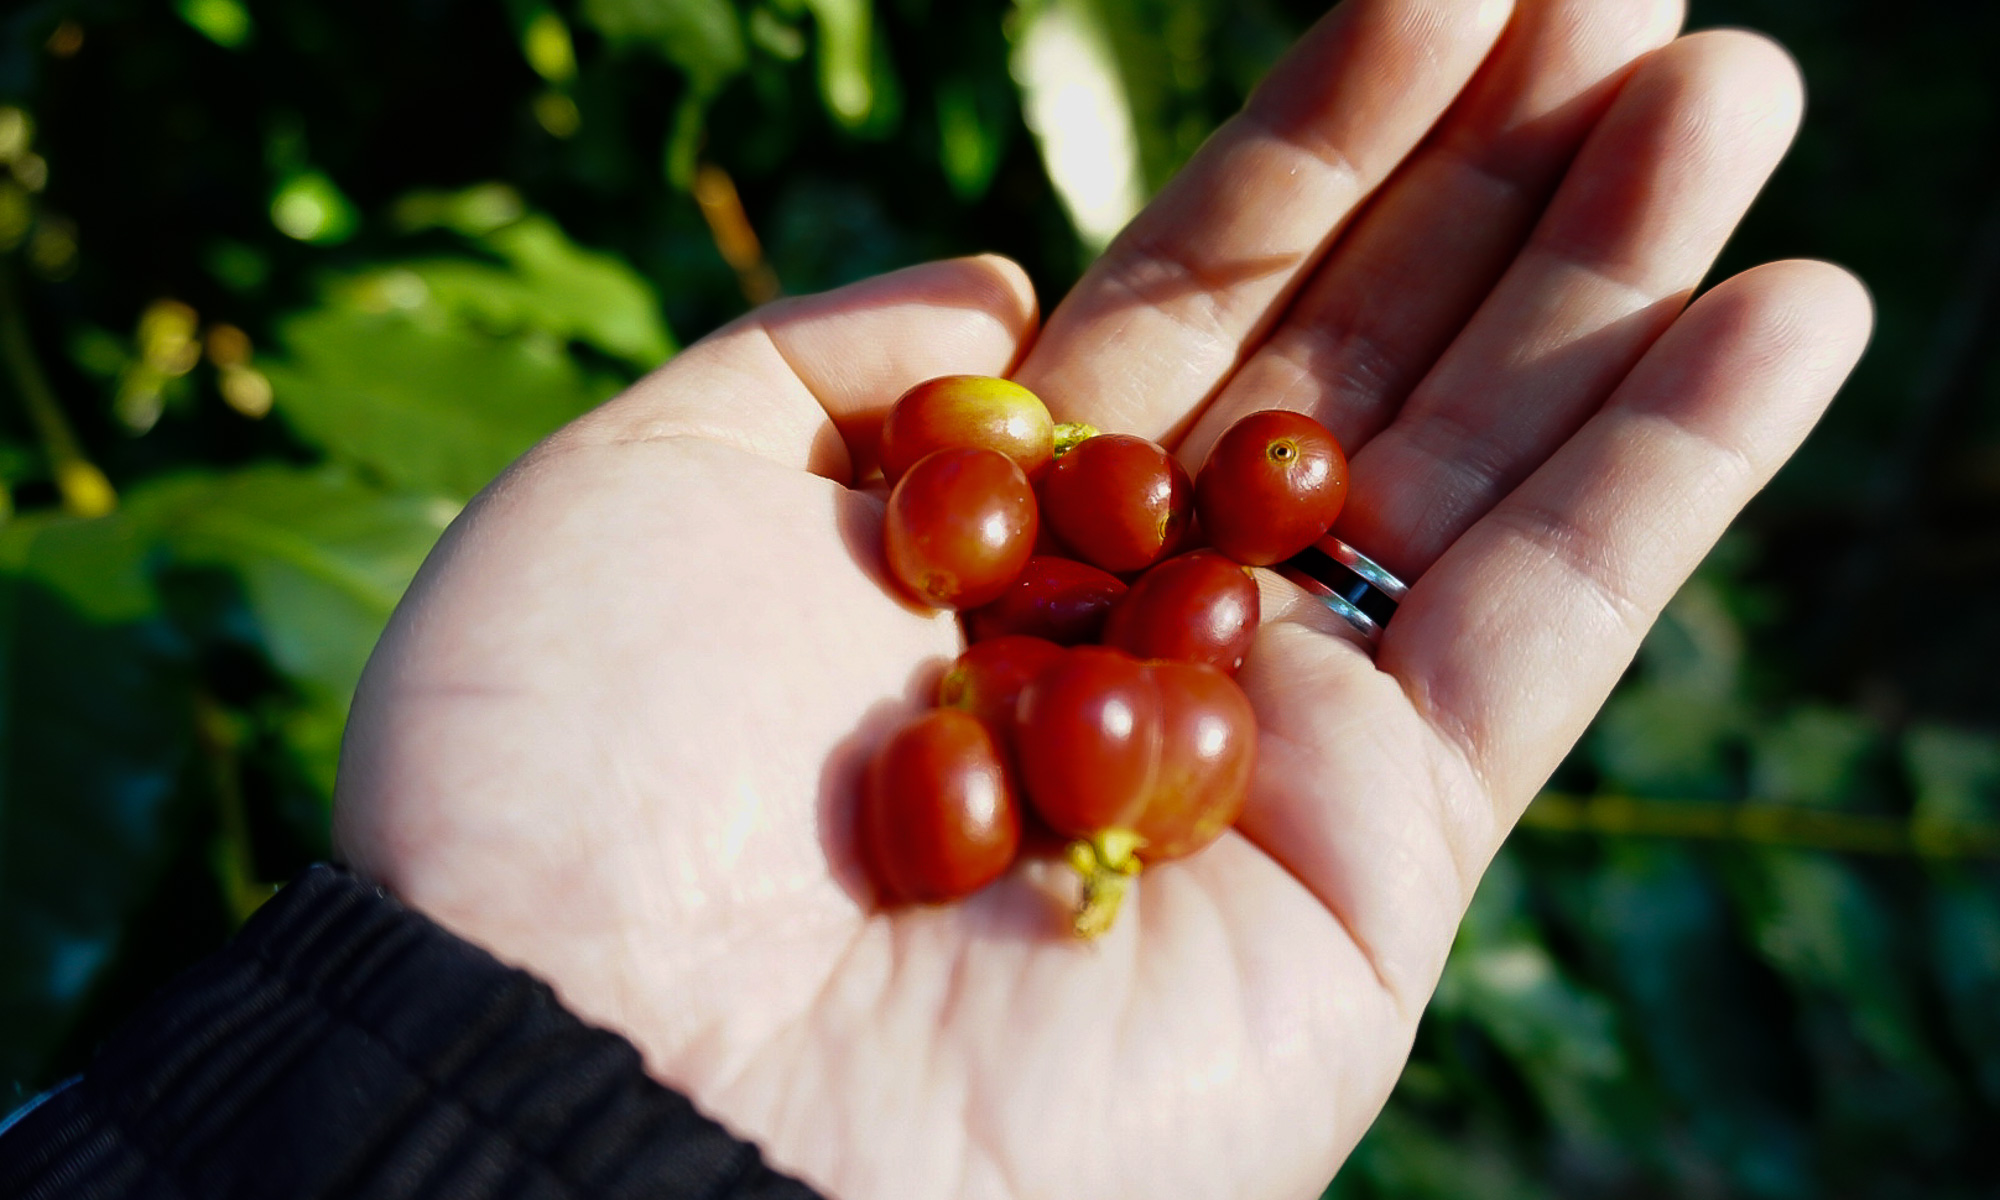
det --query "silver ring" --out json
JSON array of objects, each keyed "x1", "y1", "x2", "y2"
[{"x1": 1276, "y1": 536, "x2": 1408, "y2": 643}]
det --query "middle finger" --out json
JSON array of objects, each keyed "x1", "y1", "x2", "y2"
[{"x1": 1013, "y1": 0, "x2": 1514, "y2": 442}]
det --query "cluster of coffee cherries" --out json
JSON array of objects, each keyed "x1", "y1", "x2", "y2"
[{"x1": 859, "y1": 375, "x2": 1349, "y2": 936}]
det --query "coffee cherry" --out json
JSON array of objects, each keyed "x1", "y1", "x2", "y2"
[
  {"x1": 1013, "y1": 646, "x2": 1160, "y2": 839},
  {"x1": 965, "y1": 555, "x2": 1128, "y2": 645},
  {"x1": 1195, "y1": 410, "x2": 1348, "y2": 566},
  {"x1": 861, "y1": 708, "x2": 1023, "y2": 904},
  {"x1": 880, "y1": 375, "x2": 1056, "y2": 484},
  {"x1": 1014, "y1": 645, "x2": 1258, "y2": 935},
  {"x1": 884, "y1": 447, "x2": 1038, "y2": 610},
  {"x1": 1040, "y1": 434, "x2": 1193, "y2": 574},
  {"x1": 855, "y1": 401, "x2": 1292, "y2": 935},
  {"x1": 1102, "y1": 550, "x2": 1260, "y2": 673},
  {"x1": 937, "y1": 635, "x2": 1066, "y2": 741},
  {"x1": 1130, "y1": 661, "x2": 1255, "y2": 863}
]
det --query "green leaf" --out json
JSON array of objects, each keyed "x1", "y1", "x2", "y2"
[
  {"x1": 262, "y1": 206, "x2": 665, "y2": 496},
  {"x1": 1085, "y1": 0, "x2": 1213, "y2": 190},
  {"x1": 277, "y1": 695, "x2": 352, "y2": 805},
  {"x1": 1010, "y1": 0, "x2": 1145, "y2": 253},
  {"x1": 0, "y1": 512, "x2": 193, "y2": 1101},
  {"x1": 1590, "y1": 580, "x2": 1748, "y2": 795},
  {"x1": 936, "y1": 77, "x2": 1008, "y2": 201},
  {"x1": 175, "y1": 0, "x2": 253, "y2": 48},
  {"x1": 1434, "y1": 851, "x2": 1632, "y2": 1149},
  {"x1": 115, "y1": 467, "x2": 453, "y2": 802},
  {"x1": 393, "y1": 186, "x2": 675, "y2": 365},
  {"x1": 392, "y1": 184, "x2": 527, "y2": 238},
  {"x1": 270, "y1": 170, "x2": 359, "y2": 245},
  {"x1": 1734, "y1": 848, "x2": 1954, "y2": 1134},
  {"x1": 580, "y1": 0, "x2": 747, "y2": 94},
  {"x1": 663, "y1": 93, "x2": 707, "y2": 191},
  {"x1": 0, "y1": 440, "x2": 36, "y2": 491},
  {"x1": 131, "y1": 467, "x2": 453, "y2": 707},
  {"x1": 521, "y1": 9, "x2": 579, "y2": 84},
  {"x1": 1632, "y1": 576, "x2": 1746, "y2": 697},
  {"x1": 417, "y1": 214, "x2": 675, "y2": 368},
  {"x1": 1575, "y1": 843, "x2": 1812, "y2": 1196},
  {"x1": 262, "y1": 301, "x2": 615, "y2": 499},
  {"x1": 747, "y1": 7, "x2": 806, "y2": 60},
  {"x1": 1591, "y1": 685, "x2": 1744, "y2": 797},
  {"x1": 1926, "y1": 872, "x2": 2000, "y2": 1106},
  {"x1": 0, "y1": 509, "x2": 160, "y2": 624},
  {"x1": 1905, "y1": 724, "x2": 2000, "y2": 826},
  {"x1": 203, "y1": 239, "x2": 272, "y2": 292},
  {"x1": 797, "y1": 0, "x2": 873, "y2": 128},
  {"x1": 1906, "y1": 726, "x2": 2000, "y2": 1105},
  {"x1": 1331, "y1": 1103, "x2": 1541, "y2": 1200},
  {"x1": 66, "y1": 324, "x2": 130, "y2": 382},
  {"x1": 1748, "y1": 705, "x2": 1877, "y2": 809}
]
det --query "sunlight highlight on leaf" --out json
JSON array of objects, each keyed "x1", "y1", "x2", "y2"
[
  {"x1": 581, "y1": 0, "x2": 746, "y2": 93},
  {"x1": 798, "y1": 0, "x2": 874, "y2": 128},
  {"x1": 522, "y1": 10, "x2": 578, "y2": 84},
  {"x1": 393, "y1": 184, "x2": 526, "y2": 237},
  {"x1": 1010, "y1": 0, "x2": 1143, "y2": 253},
  {"x1": 270, "y1": 171, "x2": 357, "y2": 245},
  {"x1": 262, "y1": 306, "x2": 614, "y2": 499},
  {"x1": 175, "y1": 0, "x2": 252, "y2": 49}
]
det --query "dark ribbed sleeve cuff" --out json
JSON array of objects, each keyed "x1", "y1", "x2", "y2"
[{"x1": 0, "y1": 864, "x2": 824, "y2": 1200}]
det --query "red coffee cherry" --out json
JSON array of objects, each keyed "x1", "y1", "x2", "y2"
[
  {"x1": 1129, "y1": 660, "x2": 1255, "y2": 864},
  {"x1": 965, "y1": 555, "x2": 1128, "y2": 645},
  {"x1": 937, "y1": 635, "x2": 1066, "y2": 741},
  {"x1": 1013, "y1": 646, "x2": 1160, "y2": 840},
  {"x1": 1102, "y1": 550, "x2": 1260, "y2": 673},
  {"x1": 861, "y1": 708, "x2": 1023, "y2": 904},
  {"x1": 884, "y1": 447, "x2": 1038, "y2": 610},
  {"x1": 1040, "y1": 434, "x2": 1194, "y2": 574},
  {"x1": 1013, "y1": 645, "x2": 1257, "y2": 935},
  {"x1": 1195, "y1": 410, "x2": 1348, "y2": 566}
]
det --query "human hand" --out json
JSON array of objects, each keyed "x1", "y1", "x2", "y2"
[{"x1": 333, "y1": 0, "x2": 1871, "y2": 1196}]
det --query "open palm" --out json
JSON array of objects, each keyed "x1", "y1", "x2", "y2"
[{"x1": 334, "y1": 1, "x2": 1871, "y2": 1196}]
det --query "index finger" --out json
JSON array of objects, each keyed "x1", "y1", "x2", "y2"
[{"x1": 1014, "y1": 0, "x2": 1513, "y2": 441}]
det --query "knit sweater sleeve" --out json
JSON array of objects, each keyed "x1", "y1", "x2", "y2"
[{"x1": 0, "y1": 865, "x2": 826, "y2": 1200}]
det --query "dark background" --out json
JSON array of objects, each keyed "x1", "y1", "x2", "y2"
[{"x1": 1, "y1": 0, "x2": 1996, "y2": 1194}]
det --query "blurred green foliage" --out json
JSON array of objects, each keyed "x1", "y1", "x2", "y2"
[{"x1": 0, "y1": 0, "x2": 1996, "y2": 1194}]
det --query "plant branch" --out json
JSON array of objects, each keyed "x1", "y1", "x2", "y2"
[
  {"x1": 194, "y1": 691, "x2": 278, "y2": 924},
  {"x1": 1522, "y1": 791, "x2": 2000, "y2": 860},
  {"x1": 0, "y1": 256, "x2": 114, "y2": 516},
  {"x1": 692, "y1": 163, "x2": 781, "y2": 308}
]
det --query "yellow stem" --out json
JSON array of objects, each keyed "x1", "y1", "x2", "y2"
[
  {"x1": 1052, "y1": 422, "x2": 1099, "y2": 458},
  {"x1": 1068, "y1": 829, "x2": 1144, "y2": 938}
]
